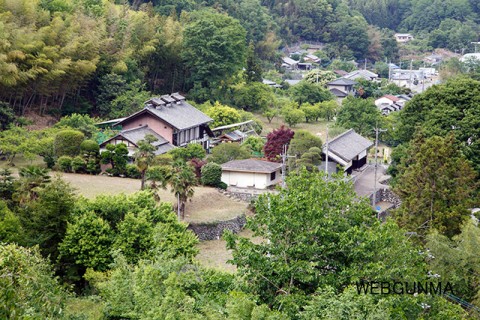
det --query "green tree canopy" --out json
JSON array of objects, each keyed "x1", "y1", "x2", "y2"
[
  {"x1": 208, "y1": 143, "x2": 250, "y2": 164},
  {"x1": 182, "y1": 9, "x2": 247, "y2": 101},
  {"x1": 393, "y1": 134, "x2": 478, "y2": 239},
  {"x1": 337, "y1": 97, "x2": 382, "y2": 138},
  {"x1": 226, "y1": 170, "x2": 426, "y2": 316},
  {"x1": 0, "y1": 244, "x2": 67, "y2": 319},
  {"x1": 396, "y1": 77, "x2": 480, "y2": 174}
]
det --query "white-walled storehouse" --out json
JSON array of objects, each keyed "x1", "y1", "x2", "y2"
[{"x1": 221, "y1": 159, "x2": 282, "y2": 189}]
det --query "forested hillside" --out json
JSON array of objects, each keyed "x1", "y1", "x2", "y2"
[{"x1": 0, "y1": 0, "x2": 478, "y2": 119}]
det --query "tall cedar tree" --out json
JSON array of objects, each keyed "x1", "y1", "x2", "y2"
[
  {"x1": 263, "y1": 125, "x2": 294, "y2": 162},
  {"x1": 244, "y1": 42, "x2": 262, "y2": 83},
  {"x1": 393, "y1": 133, "x2": 478, "y2": 239}
]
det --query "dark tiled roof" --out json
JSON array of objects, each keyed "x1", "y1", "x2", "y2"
[
  {"x1": 327, "y1": 78, "x2": 357, "y2": 86},
  {"x1": 325, "y1": 129, "x2": 373, "y2": 162},
  {"x1": 144, "y1": 102, "x2": 212, "y2": 130},
  {"x1": 155, "y1": 143, "x2": 175, "y2": 155},
  {"x1": 329, "y1": 88, "x2": 348, "y2": 97},
  {"x1": 121, "y1": 125, "x2": 169, "y2": 146},
  {"x1": 100, "y1": 125, "x2": 174, "y2": 155},
  {"x1": 116, "y1": 94, "x2": 212, "y2": 130},
  {"x1": 221, "y1": 159, "x2": 282, "y2": 173}
]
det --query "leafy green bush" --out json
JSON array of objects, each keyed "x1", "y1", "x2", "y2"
[
  {"x1": 283, "y1": 108, "x2": 305, "y2": 127},
  {"x1": 55, "y1": 114, "x2": 98, "y2": 138},
  {"x1": 54, "y1": 129, "x2": 85, "y2": 157},
  {"x1": 86, "y1": 157, "x2": 100, "y2": 175},
  {"x1": 57, "y1": 156, "x2": 73, "y2": 172},
  {"x1": 72, "y1": 156, "x2": 86, "y2": 173},
  {"x1": 201, "y1": 162, "x2": 222, "y2": 186},
  {"x1": 217, "y1": 181, "x2": 228, "y2": 190},
  {"x1": 126, "y1": 164, "x2": 141, "y2": 179},
  {"x1": 80, "y1": 139, "x2": 100, "y2": 155},
  {"x1": 208, "y1": 143, "x2": 250, "y2": 164}
]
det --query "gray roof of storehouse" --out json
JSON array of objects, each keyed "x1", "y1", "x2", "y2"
[
  {"x1": 221, "y1": 159, "x2": 282, "y2": 173},
  {"x1": 327, "y1": 78, "x2": 357, "y2": 86},
  {"x1": 324, "y1": 129, "x2": 373, "y2": 162}
]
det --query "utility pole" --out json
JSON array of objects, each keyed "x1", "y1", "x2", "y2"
[
  {"x1": 280, "y1": 144, "x2": 295, "y2": 188},
  {"x1": 373, "y1": 126, "x2": 387, "y2": 218},
  {"x1": 325, "y1": 126, "x2": 329, "y2": 177}
]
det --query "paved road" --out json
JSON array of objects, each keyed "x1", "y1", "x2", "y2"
[{"x1": 352, "y1": 164, "x2": 389, "y2": 198}]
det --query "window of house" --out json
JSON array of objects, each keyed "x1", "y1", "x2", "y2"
[{"x1": 270, "y1": 171, "x2": 276, "y2": 181}]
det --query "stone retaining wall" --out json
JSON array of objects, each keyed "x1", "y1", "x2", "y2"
[
  {"x1": 369, "y1": 187, "x2": 402, "y2": 219},
  {"x1": 187, "y1": 214, "x2": 247, "y2": 241}
]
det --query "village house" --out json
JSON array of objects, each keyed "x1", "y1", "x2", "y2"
[
  {"x1": 323, "y1": 129, "x2": 373, "y2": 174},
  {"x1": 100, "y1": 93, "x2": 213, "y2": 155},
  {"x1": 374, "y1": 94, "x2": 412, "y2": 115},
  {"x1": 281, "y1": 57, "x2": 299, "y2": 70},
  {"x1": 303, "y1": 54, "x2": 321, "y2": 63},
  {"x1": 394, "y1": 33, "x2": 414, "y2": 43},
  {"x1": 327, "y1": 78, "x2": 357, "y2": 102},
  {"x1": 343, "y1": 69, "x2": 379, "y2": 81},
  {"x1": 326, "y1": 78, "x2": 357, "y2": 95},
  {"x1": 221, "y1": 159, "x2": 282, "y2": 189}
]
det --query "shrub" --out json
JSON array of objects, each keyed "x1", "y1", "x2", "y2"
[
  {"x1": 54, "y1": 129, "x2": 84, "y2": 157},
  {"x1": 201, "y1": 162, "x2": 222, "y2": 187},
  {"x1": 283, "y1": 108, "x2": 305, "y2": 127},
  {"x1": 86, "y1": 157, "x2": 100, "y2": 175},
  {"x1": 80, "y1": 139, "x2": 100, "y2": 155},
  {"x1": 71, "y1": 156, "x2": 86, "y2": 173},
  {"x1": 217, "y1": 181, "x2": 228, "y2": 190},
  {"x1": 208, "y1": 143, "x2": 250, "y2": 164},
  {"x1": 57, "y1": 156, "x2": 73, "y2": 172},
  {"x1": 126, "y1": 164, "x2": 141, "y2": 179},
  {"x1": 169, "y1": 143, "x2": 206, "y2": 162}
]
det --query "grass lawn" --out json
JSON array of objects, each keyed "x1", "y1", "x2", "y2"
[
  {"x1": 59, "y1": 173, "x2": 247, "y2": 223},
  {"x1": 255, "y1": 113, "x2": 346, "y2": 141}
]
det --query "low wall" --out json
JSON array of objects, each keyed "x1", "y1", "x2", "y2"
[
  {"x1": 369, "y1": 187, "x2": 402, "y2": 220},
  {"x1": 187, "y1": 214, "x2": 247, "y2": 241}
]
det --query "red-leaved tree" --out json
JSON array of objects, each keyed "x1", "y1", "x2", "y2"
[{"x1": 263, "y1": 125, "x2": 295, "y2": 162}]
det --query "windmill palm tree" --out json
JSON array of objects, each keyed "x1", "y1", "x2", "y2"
[
  {"x1": 134, "y1": 134, "x2": 158, "y2": 190},
  {"x1": 168, "y1": 161, "x2": 197, "y2": 220}
]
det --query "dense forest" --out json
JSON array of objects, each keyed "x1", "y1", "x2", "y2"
[{"x1": 0, "y1": 0, "x2": 478, "y2": 120}]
